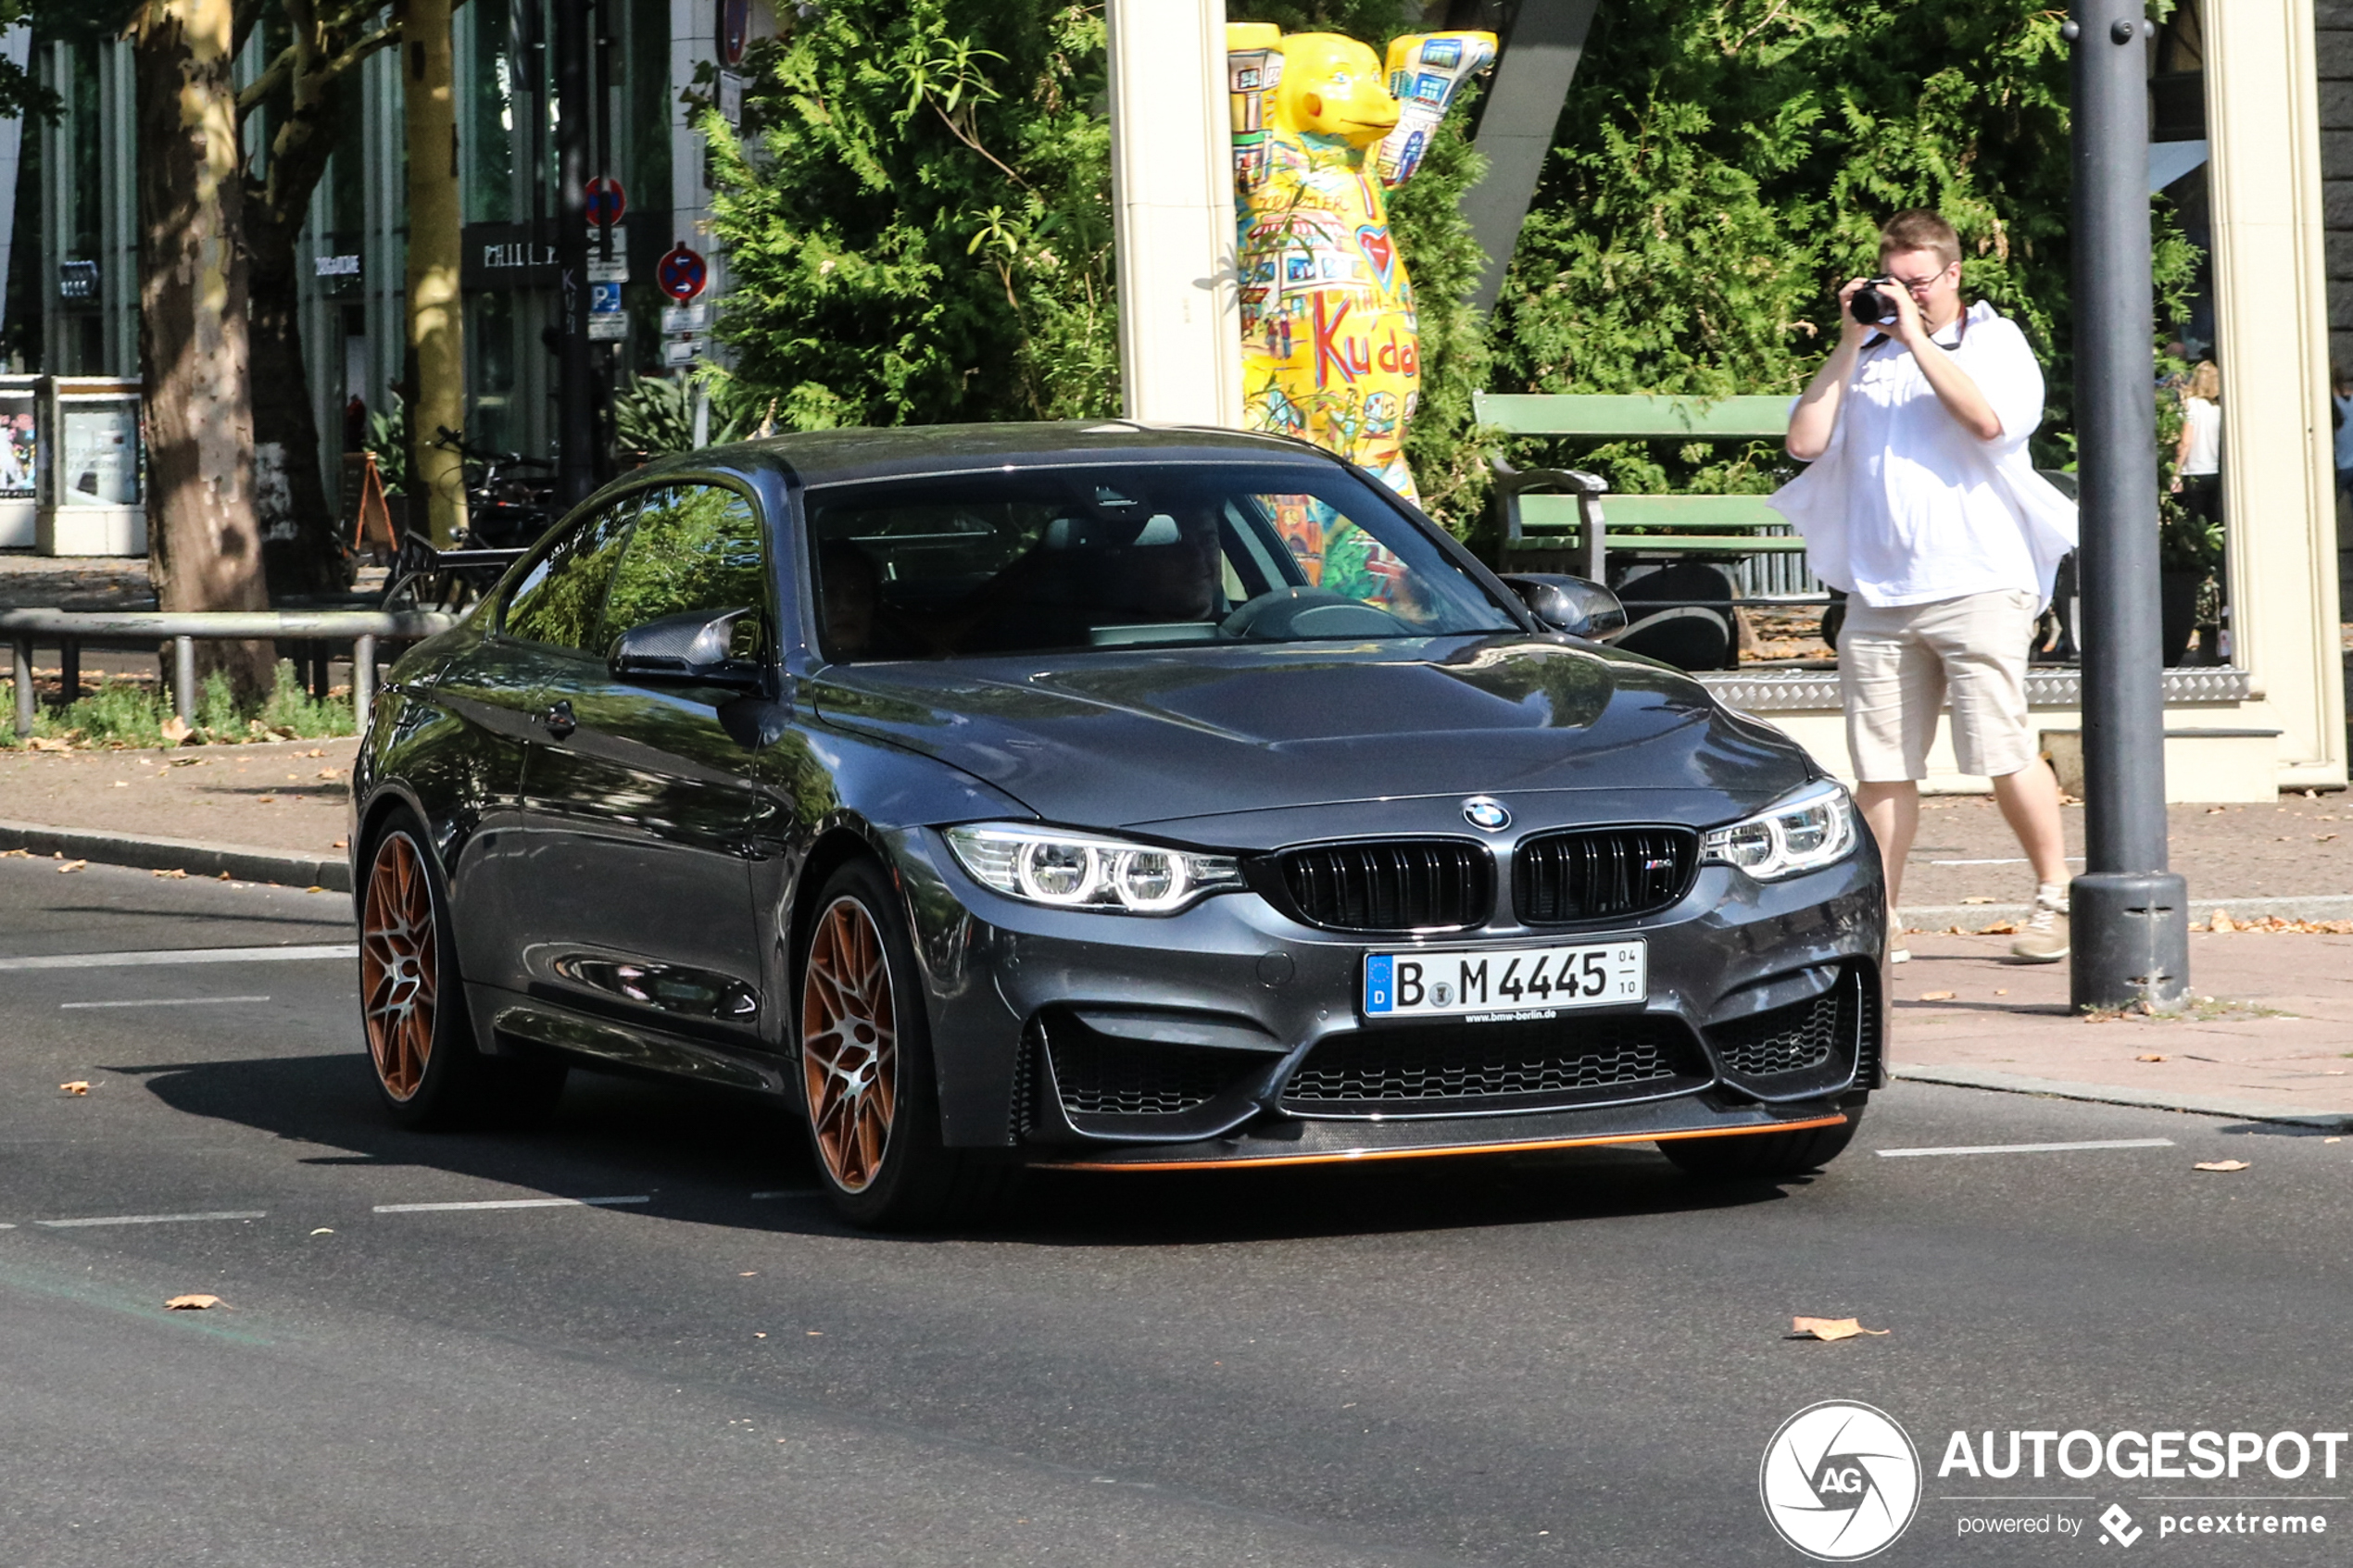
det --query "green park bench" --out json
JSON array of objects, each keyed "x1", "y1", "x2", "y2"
[{"x1": 1474, "y1": 392, "x2": 1809, "y2": 590}]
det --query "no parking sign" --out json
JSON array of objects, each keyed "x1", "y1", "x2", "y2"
[{"x1": 657, "y1": 244, "x2": 708, "y2": 302}]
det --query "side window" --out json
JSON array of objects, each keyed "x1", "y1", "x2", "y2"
[
  {"x1": 502, "y1": 496, "x2": 639, "y2": 649},
  {"x1": 596, "y1": 484, "x2": 769, "y2": 657}
]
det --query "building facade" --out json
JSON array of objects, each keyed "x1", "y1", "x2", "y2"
[{"x1": 34, "y1": 0, "x2": 762, "y2": 485}]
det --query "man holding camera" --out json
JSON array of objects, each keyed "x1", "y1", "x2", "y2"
[{"x1": 1771, "y1": 210, "x2": 2079, "y2": 962}]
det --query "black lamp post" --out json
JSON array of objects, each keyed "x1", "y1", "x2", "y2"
[{"x1": 2067, "y1": 0, "x2": 2189, "y2": 1011}]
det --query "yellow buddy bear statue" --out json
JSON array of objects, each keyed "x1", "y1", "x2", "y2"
[{"x1": 1227, "y1": 24, "x2": 1495, "y2": 509}]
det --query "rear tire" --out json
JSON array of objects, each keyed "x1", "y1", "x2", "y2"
[
  {"x1": 797, "y1": 859, "x2": 1002, "y2": 1230},
  {"x1": 359, "y1": 809, "x2": 566, "y2": 1129},
  {"x1": 1658, "y1": 1108, "x2": 1862, "y2": 1180}
]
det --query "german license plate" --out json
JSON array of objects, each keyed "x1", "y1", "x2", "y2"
[{"x1": 1363, "y1": 941, "x2": 1646, "y2": 1021}]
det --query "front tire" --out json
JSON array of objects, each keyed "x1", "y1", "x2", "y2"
[
  {"x1": 797, "y1": 859, "x2": 1000, "y2": 1229},
  {"x1": 359, "y1": 810, "x2": 565, "y2": 1128},
  {"x1": 1658, "y1": 1108, "x2": 1863, "y2": 1180}
]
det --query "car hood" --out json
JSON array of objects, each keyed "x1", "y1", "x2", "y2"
[{"x1": 808, "y1": 635, "x2": 1813, "y2": 837}]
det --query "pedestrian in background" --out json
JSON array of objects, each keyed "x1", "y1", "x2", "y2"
[
  {"x1": 2171, "y1": 359, "x2": 2221, "y2": 534},
  {"x1": 1769, "y1": 210, "x2": 2080, "y2": 964}
]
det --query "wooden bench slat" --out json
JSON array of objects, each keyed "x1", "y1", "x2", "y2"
[
  {"x1": 1504, "y1": 535, "x2": 1810, "y2": 554},
  {"x1": 1516, "y1": 494, "x2": 1790, "y2": 529},
  {"x1": 1476, "y1": 392, "x2": 1793, "y2": 440}
]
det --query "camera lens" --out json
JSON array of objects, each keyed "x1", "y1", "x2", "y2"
[{"x1": 1850, "y1": 283, "x2": 1895, "y2": 325}]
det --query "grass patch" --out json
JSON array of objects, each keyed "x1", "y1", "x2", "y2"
[{"x1": 1, "y1": 660, "x2": 355, "y2": 749}]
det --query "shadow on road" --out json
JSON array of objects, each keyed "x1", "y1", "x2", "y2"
[{"x1": 103, "y1": 1048, "x2": 1803, "y2": 1246}]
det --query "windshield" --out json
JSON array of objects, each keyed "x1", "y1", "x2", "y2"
[{"x1": 802, "y1": 463, "x2": 1516, "y2": 662}]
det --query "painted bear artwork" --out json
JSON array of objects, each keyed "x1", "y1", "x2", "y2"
[{"x1": 1227, "y1": 24, "x2": 1495, "y2": 513}]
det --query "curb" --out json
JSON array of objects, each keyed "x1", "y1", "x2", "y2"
[
  {"x1": 1892, "y1": 1063, "x2": 2353, "y2": 1131},
  {"x1": 0, "y1": 818, "x2": 351, "y2": 892},
  {"x1": 1904, "y1": 894, "x2": 2353, "y2": 927}
]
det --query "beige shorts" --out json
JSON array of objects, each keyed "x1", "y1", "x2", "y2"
[{"x1": 1838, "y1": 590, "x2": 2040, "y2": 781}]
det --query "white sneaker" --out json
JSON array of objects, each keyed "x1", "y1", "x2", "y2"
[
  {"x1": 1887, "y1": 911, "x2": 1910, "y2": 964},
  {"x1": 2009, "y1": 893, "x2": 2070, "y2": 963}
]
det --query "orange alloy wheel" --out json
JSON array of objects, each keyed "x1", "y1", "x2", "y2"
[
  {"x1": 800, "y1": 897, "x2": 898, "y2": 1191},
  {"x1": 361, "y1": 833, "x2": 438, "y2": 1100}
]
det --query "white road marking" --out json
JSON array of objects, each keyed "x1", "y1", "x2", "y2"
[
  {"x1": 0, "y1": 945, "x2": 356, "y2": 972},
  {"x1": 1876, "y1": 1137, "x2": 2176, "y2": 1159},
  {"x1": 61, "y1": 995, "x2": 272, "y2": 1010},
  {"x1": 35, "y1": 1210, "x2": 268, "y2": 1227},
  {"x1": 749, "y1": 1189, "x2": 820, "y2": 1199},
  {"x1": 371, "y1": 1196, "x2": 651, "y2": 1213}
]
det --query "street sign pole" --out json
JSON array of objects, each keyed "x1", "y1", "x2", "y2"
[
  {"x1": 554, "y1": 0, "x2": 596, "y2": 508},
  {"x1": 2068, "y1": 0, "x2": 2188, "y2": 1011}
]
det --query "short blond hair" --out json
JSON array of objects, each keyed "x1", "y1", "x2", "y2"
[
  {"x1": 2184, "y1": 359, "x2": 2221, "y2": 404},
  {"x1": 1878, "y1": 209, "x2": 1962, "y2": 271}
]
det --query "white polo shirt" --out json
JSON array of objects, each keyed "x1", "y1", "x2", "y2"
[{"x1": 1769, "y1": 301, "x2": 2077, "y2": 608}]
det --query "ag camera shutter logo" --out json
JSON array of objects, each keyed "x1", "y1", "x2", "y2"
[{"x1": 1760, "y1": 1400, "x2": 1921, "y2": 1561}]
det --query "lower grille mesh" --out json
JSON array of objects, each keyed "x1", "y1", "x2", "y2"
[
  {"x1": 1046, "y1": 1027, "x2": 1238, "y2": 1119},
  {"x1": 1708, "y1": 971, "x2": 1859, "y2": 1079},
  {"x1": 1281, "y1": 1015, "x2": 1689, "y2": 1109}
]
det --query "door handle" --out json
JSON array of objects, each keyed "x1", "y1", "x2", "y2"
[{"x1": 539, "y1": 699, "x2": 576, "y2": 740}]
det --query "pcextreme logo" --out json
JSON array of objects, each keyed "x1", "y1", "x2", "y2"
[{"x1": 1760, "y1": 1400, "x2": 1923, "y2": 1561}]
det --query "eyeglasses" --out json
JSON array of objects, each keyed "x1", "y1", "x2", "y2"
[{"x1": 1887, "y1": 265, "x2": 1957, "y2": 294}]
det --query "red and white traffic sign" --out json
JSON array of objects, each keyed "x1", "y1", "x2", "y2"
[
  {"x1": 657, "y1": 244, "x2": 709, "y2": 302},
  {"x1": 586, "y1": 176, "x2": 626, "y2": 229}
]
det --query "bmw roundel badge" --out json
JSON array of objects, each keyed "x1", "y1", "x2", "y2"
[{"x1": 1462, "y1": 797, "x2": 1511, "y2": 833}]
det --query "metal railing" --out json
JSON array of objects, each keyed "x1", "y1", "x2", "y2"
[{"x1": 1, "y1": 608, "x2": 465, "y2": 738}]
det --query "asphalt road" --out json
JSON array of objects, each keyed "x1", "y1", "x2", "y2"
[{"x1": 2, "y1": 858, "x2": 2348, "y2": 1567}]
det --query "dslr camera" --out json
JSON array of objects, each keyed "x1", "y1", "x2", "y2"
[{"x1": 1849, "y1": 279, "x2": 1900, "y2": 326}]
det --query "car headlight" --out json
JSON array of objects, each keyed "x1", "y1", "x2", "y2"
[
  {"x1": 1700, "y1": 781, "x2": 1858, "y2": 882},
  {"x1": 943, "y1": 823, "x2": 1244, "y2": 914}
]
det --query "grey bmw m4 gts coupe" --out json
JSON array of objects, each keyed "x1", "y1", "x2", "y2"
[{"x1": 352, "y1": 422, "x2": 1884, "y2": 1227}]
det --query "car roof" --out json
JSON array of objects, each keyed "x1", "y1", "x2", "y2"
[{"x1": 633, "y1": 420, "x2": 1344, "y2": 490}]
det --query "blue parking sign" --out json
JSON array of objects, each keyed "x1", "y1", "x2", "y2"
[{"x1": 590, "y1": 281, "x2": 623, "y2": 314}]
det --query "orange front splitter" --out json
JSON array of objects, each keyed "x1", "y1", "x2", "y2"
[{"x1": 1041, "y1": 1112, "x2": 1852, "y2": 1173}]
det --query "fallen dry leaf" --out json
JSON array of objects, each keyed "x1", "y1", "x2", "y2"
[
  {"x1": 257, "y1": 796, "x2": 276, "y2": 805},
  {"x1": 1791, "y1": 1316, "x2": 1889, "y2": 1342},
  {"x1": 331, "y1": 838, "x2": 348, "y2": 850},
  {"x1": 1977, "y1": 922, "x2": 2019, "y2": 935},
  {"x1": 58, "y1": 1081, "x2": 89, "y2": 1096},
  {"x1": 753, "y1": 1332, "x2": 767, "y2": 1338},
  {"x1": 1917, "y1": 990, "x2": 1956, "y2": 1002},
  {"x1": 151, "y1": 868, "x2": 186, "y2": 879},
  {"x1": 2210, "y1": 910, "x2": 2236, "y2": 932},
  {"x1": 2193, "y1": 1160, "x2": 2251, "y2": 1173},
  {"x1": 2206, "y1": 806, "x2": 2226, "y2": 814},
  {"x1": 1961, "y1": 896, "x2": 1994, "y2": 905},
  {"x1": 159, "y1": 714, "x2": 192, "y2": 746},
  {"x1": 304, "y1": 747, "x2": 323, "y2": 758},
  {"x1": 1994, "y1": 988, "x2": 2009, "y2": 997},
  {"x1": 164, "y1": 1294, "x2": 224, "y2": 1311},
  {"x1": 24, "y1": 735, "x2": 69, "y2": 752},
  {"x1": 56, "y1": 859, "x2": 86, "y2": 874},
  {"x1": 316, "y1": 768, "x2": 342, "y2": 780},
  {"x1": 2136, "y1": 1053, "x2": 2167, "y2": 1063}
]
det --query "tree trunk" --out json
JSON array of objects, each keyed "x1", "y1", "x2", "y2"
[
  {"x1": 134, "y1": 0, "x2": 271, "y2": 697},
  {"x1": 404, "y1": 0, "x2": 467, "y2": 546}
]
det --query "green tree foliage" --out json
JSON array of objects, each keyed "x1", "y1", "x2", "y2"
[
  {"x1": 706, "y1": 0, "x2": 1497, "y2": 529},
  {"x1": 1492, "y1": 0, "x2": 2198, "y2": 495},
  {"x1": 704, "y1": 1, "x2": 1116, "y2": 430}
]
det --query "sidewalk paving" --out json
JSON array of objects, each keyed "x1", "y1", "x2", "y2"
[{"x1": 1890, "y1": 930, "x2": 2353, "y2": 1128}]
